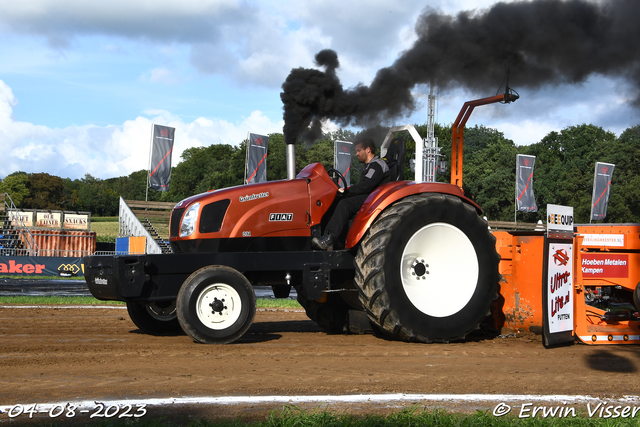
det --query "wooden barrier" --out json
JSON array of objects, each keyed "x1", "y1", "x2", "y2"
[
  {"x1": 488, "y1": 221, "x2": 544, "y2": 231},
  {"x1": 125, "y1": 200, "x2": 174, "y2": 221}
]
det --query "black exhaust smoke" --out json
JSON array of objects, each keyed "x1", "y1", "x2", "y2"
[{"x1": 281, "y1": 0, "x2": 640, "y2": 145}]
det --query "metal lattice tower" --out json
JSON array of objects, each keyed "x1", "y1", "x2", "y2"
[{"x1": 422, "y1": 86, "x2": 441, "y2": 183}]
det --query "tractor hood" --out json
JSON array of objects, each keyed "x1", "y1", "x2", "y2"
[{"x1": 169, "y1": 163, "x2": 339, "y2": 253}]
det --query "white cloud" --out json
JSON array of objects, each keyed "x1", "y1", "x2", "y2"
[
  {"x1": 0, "y1": 80, "x2": 283, "y2": 180},
  {"x1": 141, "y1": 67, "x2": 181, "y2": 85}
]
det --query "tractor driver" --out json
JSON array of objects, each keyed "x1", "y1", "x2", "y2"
[{"x1": 312, "y1": 137, "x2": 389, "y2": 251}]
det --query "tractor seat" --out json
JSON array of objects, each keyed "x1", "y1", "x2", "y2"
[{"x1": 381, "y1": 137, "x2": 406, "y2": 183}]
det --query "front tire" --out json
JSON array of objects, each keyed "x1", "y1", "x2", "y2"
[
  {"x1": 126, "y1": 300, "x2": 183, "y2": 336},
  {"x1": 177, "y1": 266, "x2": 256, "y2": 344},
  {"x1": 354, "y1": 193, "x2": 500, "y2": 343}
]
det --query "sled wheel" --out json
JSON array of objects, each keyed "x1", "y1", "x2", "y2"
[
  {"x1": 126, "y1": 300, "x2": 184, "y2": 336},
  {"x1": 354, "y1": 193, "x2": 500, "y2": 343},
  {"x1": 177, "y1": 266, "x2": 256, "y2": 344},
  {"x1": 296, "y1": 289, "x2": 350, "y2": 334}
]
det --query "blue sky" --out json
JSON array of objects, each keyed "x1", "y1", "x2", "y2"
[{"x1": 0, "y1": 0, "x2": 637, "y2": 180}]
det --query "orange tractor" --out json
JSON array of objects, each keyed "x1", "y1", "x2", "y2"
[{"x1": 84, "y1": 90, "x2": 518, "y2": 344}]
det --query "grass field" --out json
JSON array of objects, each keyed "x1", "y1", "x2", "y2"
[
  {"x1": 91, "y1": 216, "x2": 170, "y2": 242},
  {"x1": 91, "y1": 219, "x2": 119, "y2": 243},
  {"x1": 1, "y1": 406, "x2": 635, "y2": 426}
]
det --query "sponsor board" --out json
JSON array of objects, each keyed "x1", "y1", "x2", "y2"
[
  {"x1": 9, "y1": 211, "x2": 33, "y2": 228},
  {"x1": 581, "y1": 234, "x2": 625, "y2": 247},
  {"x1": 547, "y1": 243, "x2": 573, "y2": 334},
  {"x1": 547, "y1": 205, "x2": 574, "y2": 231},
  {"x1": 63, "y1": 213, "x2": 90, "y2": 230},
  {"x1": 36, "y1": 212, "x2": 62, "y2": 228},
  {"x1": 0, "y1": 256, "x2": 84, "y2": 277},
  {"x1": 581, "y1": 254, "x2": 629, "y2": 278}
]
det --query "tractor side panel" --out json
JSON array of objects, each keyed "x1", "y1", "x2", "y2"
[{"x1": 345, "y1": 181, "x2": 480, "y2": 249}]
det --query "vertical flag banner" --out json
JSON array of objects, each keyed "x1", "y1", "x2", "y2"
[
  {"x1": 149, "y1": 125, "x2": 175, "y2": 192},
  {"x1": 334, "y1": 140, "x2": 352, "y2": 187},
  {"x1": 245, "y1": 133, "x2": 269, "y2": 184},
  {"x1": 591, "y1": 162, "x2": 615, "y2": 221},
  {"x1": 516, "y1": 154, "x2": 538, "y2": 213}
]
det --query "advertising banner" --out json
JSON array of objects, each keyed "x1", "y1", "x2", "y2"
[
  {"x1": 9, "y1": 211, "x2": 33, "y2": 228},
  {"x1": 591, "y1": 162, "x2": 615, "y2": 221},
  {"x1": 543, "y1": 204, "x2": 574, "y2": 347},
  {"x1": 581, "y1": 253, "x2": 629, "y2": 278},
  {"x1": 0, "y1": 256, "x2": 84, "y2": 277},
  {"x1": 246, "y1": 133, "x2": 269, "y2": 184},
  {"x1": 516, "y1": 154, "x2": 537, "y2": 212},
  {"x1": 63, "y1": 213, "x2": 90, "y2": 230},
  {"x1": 581, "y1": 234, "x2": 624, "y2": 247},
  {"x1": 36, "y1": 211, "x2": 62, "y2": 228},
  {"x1": 334, "y1": 141, "x2": 352, "y2": 187},
  {"x1": 546, "y1": 243, "x2": 573, "y2": 333},
  {"x1": 547, "y1": 204, "x2": 574, "y2": 232},
  {"x1": 149, "y1": 125, "x2": 175, "y2": 192}
]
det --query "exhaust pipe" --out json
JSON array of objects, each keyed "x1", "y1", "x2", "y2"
[{"x1": 286, "y1": 143, "x2": 296, "y2": 180}]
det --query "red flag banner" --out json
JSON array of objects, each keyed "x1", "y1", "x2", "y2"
[
  {"x1": 334, "y1": 140, "x2": 352, "y2": 187},
  {"x1": 246, "y1": 133, "x2": 269, "y2": 184},
  {"x1": 591, "y1": 162, "x2": 615, "y2": 221},
  {"x1": 149, "y1": 125, "x2": 175, "y2": 192},
  {"x1": 516, "y1": 154, "x2": 537, "y2": 213}
]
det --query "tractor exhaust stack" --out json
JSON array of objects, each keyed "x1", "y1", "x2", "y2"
[{"x1": 286, "y1": 143, "x2": 296, "y2": 180}]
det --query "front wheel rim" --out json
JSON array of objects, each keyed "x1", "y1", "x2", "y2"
[
  {"x1": 195, "y1": 283, "x2": 242, "y2": 330},
  {"x1": 400, "y1": 222, "x2": 479, "y2": 317}
]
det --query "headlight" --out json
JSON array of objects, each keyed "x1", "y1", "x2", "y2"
[{"x1": 180, "y1": 203, "x2": 200, "y2": 237}]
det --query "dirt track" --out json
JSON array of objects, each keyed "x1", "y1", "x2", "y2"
[{"x1": 1, "y1": 306, "x2": 640, "y2": 422}]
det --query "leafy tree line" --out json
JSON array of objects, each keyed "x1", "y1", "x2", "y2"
[{"x1": 1, "y1": 123, "x2": 639, "y2": 224}]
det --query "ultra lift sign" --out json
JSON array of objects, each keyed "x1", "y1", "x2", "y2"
[{"x1": 545, "y1": 204, "x2": 575, "y2": 340}]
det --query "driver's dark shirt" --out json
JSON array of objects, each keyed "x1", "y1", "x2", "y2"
[{"x1": 345, "y1": 156, "x2": 389, "y2": 196}]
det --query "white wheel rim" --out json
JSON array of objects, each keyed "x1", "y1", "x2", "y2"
[
  {"x1": 400, "y1": 222, "x2": 479, "y2": 317},
  {"x1": 195, "y1": 283, "x2": 242, "y2": 330},
  {"x1": 145, "y1": 301, "x2": 177, "y2": 321}
]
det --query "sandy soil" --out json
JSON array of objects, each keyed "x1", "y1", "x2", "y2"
[{"x1": 1, "y1": 306, "x2": 640, "y2": 423}]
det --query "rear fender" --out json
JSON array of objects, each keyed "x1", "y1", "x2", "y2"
[{"x1": 345, "y1": 181, "x2": 482, "y2": 249}]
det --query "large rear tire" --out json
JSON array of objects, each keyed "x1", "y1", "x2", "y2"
[
  {"x1": 177, "y1": 266, "x2": 256, "y2": 344},
  {"x1": 126, "y1": 300, "x2": 184, "y2": 336},
  {"x1": 354, "y1": 193, "x2": 500, "y2": 343}
]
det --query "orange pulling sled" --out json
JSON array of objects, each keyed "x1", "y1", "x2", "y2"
[{"x1": 495, "y1": 225, "x2": 640, "y2": 345}]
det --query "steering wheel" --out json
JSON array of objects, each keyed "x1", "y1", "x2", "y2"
[{"x1": 326, "y1": 168, "x2": 347, "y2": 190}]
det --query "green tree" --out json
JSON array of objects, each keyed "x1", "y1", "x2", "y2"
[
  {"x1": 460, "y1": 126, "x2": 517, "y2": 221},
  {"x1": 77, "y1": 174, "x2": 119, "y2": 216},
  {"x1": 22, "y1": 173, "x2": 65, "y2": 210},
  {"x1": 0, "y1": 172, "x2": 30, "y2": 207},
  {"x1": 521, "y1": 124, "x2": 616, "y2": 223}
]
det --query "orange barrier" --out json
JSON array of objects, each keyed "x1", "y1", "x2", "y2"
[
  {"x1": 24, "y1": 229, "x2": 96, "y2": 257},
  {"x1": 494, "y1": 225, "x2": 640, "y2": 344},
  {"x1": 493, "y1": 230, "x2": 546, "y2": 332}
]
